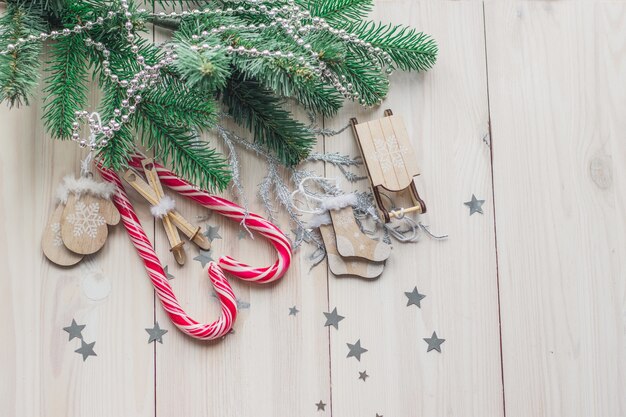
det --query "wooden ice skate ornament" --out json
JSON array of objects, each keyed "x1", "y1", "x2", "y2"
[
  {"x1": 350, "y1": 109, "x2": 426, "y2": 223},
  {"x1": 123, "y1": 161, "x2": 211, "y2": 265}
]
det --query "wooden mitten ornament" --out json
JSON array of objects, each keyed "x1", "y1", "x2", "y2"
[
  {"x1": 59, "y1": 175, "x2": 120, "y2": 255},
  {"x1": 42, "y1": 204, "x2": 84, "y2": 266}
]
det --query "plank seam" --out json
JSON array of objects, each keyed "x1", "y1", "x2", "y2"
[{"x1": 482, "y1": 3, "x2": 507, "y2": 416}]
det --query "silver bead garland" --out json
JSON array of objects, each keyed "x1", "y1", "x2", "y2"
[{"x1": 0, "y1": 0, "x2": 395, "y2": 151}]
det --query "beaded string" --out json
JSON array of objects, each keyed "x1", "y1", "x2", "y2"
[{"x1": 0, "y1": 0, "x2": 395, "y2": 151}]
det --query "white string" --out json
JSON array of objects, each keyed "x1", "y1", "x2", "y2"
[{"x1": 289, "y1": 176, "x2": 341, "y2": 214}]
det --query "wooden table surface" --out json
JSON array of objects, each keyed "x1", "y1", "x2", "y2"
[{"x1": 1, "y1": 1, "x2": 624, "y2": 416}]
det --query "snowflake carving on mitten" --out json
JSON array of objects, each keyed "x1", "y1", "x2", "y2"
[
  {"x1": 66, "y1": 201, "x2": 106, "y2": 238},
  {"x1": 50, "y1": 223, "x2": 63, "y2": 247}
]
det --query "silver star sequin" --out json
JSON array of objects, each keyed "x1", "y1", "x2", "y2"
[
  {"x1": 204, "y1": 225, "x2": 222, "y2": 241},
  {"x1": 464, "y1": 194, "x2": 485, "y2": 215},
  {"x1": 289, "y1": 306, "x2": 300, "y2": 316},
  {"x1": 163, "y1": 265, "x2": 175, "y2": 280},
  {"x1": 315, "y1": 400, "x2": 326, "y2": 411},
  {"x1": 423, "y1": 331, "x2": 445, "y2": 353},
  {"x1": 405, "y1": 287, "x2": 426, "y2": 308},
  {"x1": 193, "y1": 249, "x2": 214, "y2": 268},
  {"x1": 145, "y1": 322, "x2": 168, "y2": 344},
  {"x1": 347, "y1": 339, "x2": 368, "y2": 361},
  {"x1": 75, "y1": 340, "x2": 97, "y2": 361},
  {"x1": 63, "y1": 319, "x2": 85, "y2": 341},
  {"x1": 323, "y1": 307, "x2": 345, "y2": 330},
  {"x1": 358, "y1": 370, "x2": 369, "y2": 381}
]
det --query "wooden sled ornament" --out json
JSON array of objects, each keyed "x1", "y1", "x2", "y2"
[{"x1": 350, "y1": 109, "x2": 426, "y2": 223}]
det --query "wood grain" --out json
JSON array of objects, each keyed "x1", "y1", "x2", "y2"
[
  {"x1": 2, "y1": 1, "x2": 625, "y2": 417},
  {"x1": 0, "y1": 69, "x2": 155, "y2": 417},
  {"x1": 151, "y1": 23, "x2": 331, "y2": 416},
  {"x1": 323, "y1": 2, "x2": 503, "y2": 416},
  {"x1": 485, "y1": 2, "x2": 626, "y2": 416}
]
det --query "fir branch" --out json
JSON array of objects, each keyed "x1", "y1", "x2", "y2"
[
  {"x1": 97, "y1": 122, "x2": 135, "y2": 171},
  {"x1": 172, "y1": 39, "x2": 231, "y2": 93},
  {"x1": 222, "y1": 72, "x2": 315, "y2": 166},
  {"x1": 43, "y1": 33, "x2": 89, "y2": 139},
  {"x1": 135, "y1": 101, "x2": 231, "y2": 192},
  {"x1": 0, "y1": 2, "x2": 46, "y2": 107},
  {"x1": 298, "y1": 0, "x2": 373, "y2": 23},
  {"x1": 232, "y1": 54, "x2": 342, "y2": 117},
  {"x1": 15, "y1": 0, "x2": 66, "y2": 18},
  {"x1": 328, "y1": 54, "x2": 389, "y2": 105},
  {"x1": 141, "y1": 74, "x2": 219, "y2": 129},
  {"x1": 97, "y1": 84, "x2": 135, "y2": 170},
  {"x1": 338, "y1": 20, "x2": 437, "y2": 72}
]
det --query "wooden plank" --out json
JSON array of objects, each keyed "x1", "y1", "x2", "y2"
[
  {"x1": 152, "y1": 26, "x2": 331, "y2": 417},
  {"x1": 0, "y1": 59, "x2": 155, "y2": 417},
  {"x1": 324, "y1": 1, "x2": 503, "y2": 416},
  {"x1": 485, "y1": 2, "x2": 626, "y2": 416}
]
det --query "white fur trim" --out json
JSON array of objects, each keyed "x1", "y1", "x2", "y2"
[
  {"x1": 56, "y1": 175, "x2": 117, "y2": 204},
  {"x1": 309, "y1": 212, "x2": 332, "y2": 228},
  {"x1": 320, "y1": 193, "x2": 358, "y2": 211},
  {"x1": 150, "y1": 195, "x2": 176, "y2": 218}
]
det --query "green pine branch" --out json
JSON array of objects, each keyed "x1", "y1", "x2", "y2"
[
  {"x1": 328, "y1": 54, "x2": 389, "y2": 105},
  {"x1": 298, "y1": 0, "x2": 373, "y2": 23},
  {"x1": 141, "y1": 74, "x2": 219, "y2": 129},
  {"x1": 222, "y1": 72, "x2": 315, "y2": 165},
  {"x1": 338, "y1": 20, "x2": 437, "y2": 72},
  {"x1": 97, "y1": 84, "x2": 135, "y2": 170},
  {"x1": 43, "y1": 33, "x2": 89, "y2": 139},
  {"x1": 172, "y1": 38, "x2": 231, "y2": 93},
  {"x1": 0, "y1": 2, "x2": 46, "y2": 107},
  {"x1": 135, "y1": 101, "x2": 231, "y2": 192},
  {"x1": 232, "y1": 54, "x2": 343, "y2": 117}
]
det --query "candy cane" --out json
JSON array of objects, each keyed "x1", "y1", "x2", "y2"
[
  {"x1": 95, "y1": 156, "x2": 292, "y2": 340},
  {"x1": 126, "y1": 156, "x2": 292, "y2": 284}
]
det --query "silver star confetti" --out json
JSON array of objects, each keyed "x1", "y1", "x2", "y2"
[
  {"x1": 323, "y1": 307, "x2": 345, "y2": 329},
  {"x1": 315, "y1": 400, "x2": 326, "y2": 411},
  {"x1": 405, "y1": 287, "x2": 426, "y2": 308},
  {"x1": 211, "y1": 293, "x2": 250, "y2": 309},
  {"x1": 204, "y1": 225, "x2": 222, "y2": 241},
  {"x1": 145, "y1": 322, "x2": 168, "y2": 344},
  {"x1": 376, "y1": 414, "x2": 383, "y2": 417},
  {"x1": 196, "y1": 212, "x2": 212, "y2": 222},
  {"x1": 237, "y1": 230, "x2": 248, "y2": 240},
  {"x1": 289, "y1": 306, "x2": 300, "y2": 316},
  {"x1": 163, "y1": 265, "x2": 175, "y2": 280},
  {"x1": 423, "y1": 331, "x2": 445, "y2": 353},
  {"x1": 347, "y1": 339, "x2": 368, "y2": 361},
  {"x1": 193, "y1": 249, "x2": 214, "y2": 268},
  {"x1": 358, "y1": 370, "x2": 369, "y2": 381},
  {"x1": 63, "y1": 319, "x2": 85, "y2": 341},
  {"x1": 464, "y1": 194, "x2": 485, "y2": 215},
  {"x1": 75, "y1": 340, "x2": 97, "y2": 361}
]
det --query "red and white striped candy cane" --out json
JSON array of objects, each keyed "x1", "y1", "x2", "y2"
[
  {"x1": 126, "y1": 155, "x2": 292, "y2": 284},
  {"x1": 95, "y1": 156, "x2": 291, "y2": 340},
  {"x1": 96, "y1": 165, "x2": 237, "y2": 340}
]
